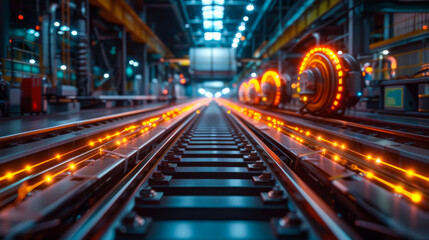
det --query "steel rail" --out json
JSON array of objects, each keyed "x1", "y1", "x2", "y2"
[
  {"x1": 62, "y1": 108, "x2": 201, "y2": 240},
  {"x1": 224, "y1": 105, "x2": 360, "y2": 240}
]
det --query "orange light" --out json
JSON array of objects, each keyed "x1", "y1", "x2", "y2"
[
  {"x1": 305, "y1": 131, "x2": 310, "y2": 136},
  {"x1": 197, "y1": 110, "x2": 200, "y2": 114},
  {"x1": 180, "y1": 78, "x2": 186, "y2": 84},
  {"x1": 56, "y1": 154, "x2": 61, "y2": 160},
  {"x1": 163, "y1": 89, "x2": 168, "y2": 95},
  {"x1": 376, "y1": 158, "x2": 381, "y2": 164},
  {"x1": 341, "y1": 144, "x2": 345, "y2": 149},
  {"x1": 303, "y1": 96, "x2": 308, "y2": 102},
  {"x1": 333, "y1": 101, "x2": 339, "y2": 106},
  {"x1": 45, "y1": 175, "x2": 52, "y2": 183},
  {"x1": 6, "y1": 172, "x2": 13, "y2": 180},
  {"x1": 336, "y1": 93, "x2": 341, "y2": 100},
  {"x1": 365, "y1": 66, "x2": 373, "y2": 73},
  {"x1": 423, "y1": 25, "x2": 428, "y2": 30},
  {"x1": 116, "y1": 140, "x2": 120, "y2": 145},
  {"x1": 411, "y1": 193, "x2": 422, "y2": 203},
  {"x1": 338, "y1": 86, "x2": 343, "y2": 92},
  {"x1": 18, "y1": 15, "x2": 24, "y2": 20},
  {"x1": 227, "y1": 110, "x2": 231, "y2": 114},
  {"x1": 26, "y1": 165, "x2": 32, "y2": 172},
  {"x1": 122, "y1": 138, "x2": 126, "y2": 143},
  {"x1": 69, "y1": 163, "x2": 75, "y2": 170},
  {"x1": 407, "y1": 169, "x2": 414, "y2": 177},
  {"x1": 89, "y1": 141, "x2": 94, "y2": 147},
  {"x1": 367, "y1": 172, "x2": 374, "y2": 179},
  {"x1": 394, "y1": 185, "x2": 403, "y2": 193},
  {"x1": 36, "y1": 25, "x2": 40, "y2": 30},
  {"x1": 240, "y1": 36, "x2": 246, "y2": 41},
  {"x1": 153, "y1": 123, "x2": 157, "y2": 127}
]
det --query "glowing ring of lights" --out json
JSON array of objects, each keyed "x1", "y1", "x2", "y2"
[
  {"x1": 298, "y1": 47, "x2": 343, "y2": 114},
  {"x1": 238, "y1": 81, "x2": 250, "y2": 103},
  {"x1": 247, "y1": 78, "x2": 261, "y2": 104},
  {"x1": 261, "y1": 70, "x2": 282, "y2": 107}
]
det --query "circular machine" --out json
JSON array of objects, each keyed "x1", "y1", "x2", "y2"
[
  {"x1": 260, "y1": 70, "x2": 285, "y2": 107},
  {"x1": 238, "y1": 81, "x2": 250, "y2": 103},
  {"x1": 247, "y1": 78, "x2": 261, "y2": 104},
  {"x1": 297, "y1": 47, "x2": 363, "y2": 115}
]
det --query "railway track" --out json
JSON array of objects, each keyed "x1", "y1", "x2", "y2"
[{"x1": 0, "y1": 99, "x2": 428, "y2": 239}]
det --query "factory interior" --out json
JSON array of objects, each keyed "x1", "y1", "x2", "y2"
[{"x1": 0, "y1": 0, "x2": 428, "y2": 239}]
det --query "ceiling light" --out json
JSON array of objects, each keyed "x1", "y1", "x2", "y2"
[
  {"x1": 54, "y1": 21, "x2": 60, "y2": 27},
  {"x1": 235, "y1": 32, "x2": 242, "y2": 38},
  {"x1": 246, "y1": 4, "x2": 254, "y2": 11},
  {"x1": 29, "y1": 59, "x2": 36, "y2": 64},
  {"x1": 205, "y1": 92, "x2": 213, "y2": 98},
  {"x1": 233, "y1": 38, "x2": 239, "y2": 43},
  {"x1": 222, "y1": 88, "x2": 230, "y2": 94},
  {"x1": 213, "y1": 32, "x2": 221, "y2": 40},
  {"x1": 214, "y1": 92, "x2": 222, "y2": 98},
  {"x1": 34, "y1": 32, "x2": 40, "y2": 37},
  {"x1": 251, "y1": 72, "x2": 257, "y2": 78},
  {"x1": 60, "y1": 25, "x2": 70, "y2": 31},
  {"x1": 133, "y1": 62, "x2": 139, "y2": 67},
  {"x1": 382, "y1": 49, "x2": 389, "y2": 55},
  {"x1": 243, "y1": 16, "x2": 249, "y2": 21},
  {"x1": 129, "y1": 60, "x2": 135, "y2": 65},
  {"x1": 232, "y1": 42, "x2": 238, "y2": 48},
  {"x1": 238, "y1": 25, "x2": 245, "y2": 31},
  {"x1": 204, "y1": 32, "x2": 213, "y2": 40},
  {"x1": 60, "y1": 65, "x2": 67, "y2": 70},
  {"x1": 103, "y1": 73, "x2": 110, "y2": 78},
  {"x1": 71, "y1": 30, "x2": 78, "y2": 36},
  {"x1": 198, "y1": 88, "x2": 206, "y2": 95}
]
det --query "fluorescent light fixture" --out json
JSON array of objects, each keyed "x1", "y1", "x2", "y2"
[
  {"x1": 60, "y1": 65, "x2": 67, "y2": 70},
  {"x1": 103, "y1": 73, "x2": 110, "y2": 78},
  {"x1": 213, "y1": 32, "x2": 221, "y2": 40},
  {"x1": 246, "y1": 4, "x2": 254, "y2": 11},
  {"x1": 222, "y1": 88, "x2": 230, "y2": 94},
  {"x1": 251, "y1": 72, "x2": 257, "y2": 78},
  {"x1": 382, "y1": 49, "x2": 389, "y2": 55},
  {"x1": 198, "y1": 88, "x2": 206, "y2": 95},
  {"x1": 71, "y1": 30, "x2": 78, "y2": 36},
  {"x1": 204, "y1": 32, "x2": 213, "y2": 40},
  {"x1": 204, "y1": 20, "x2": 223, "y2": 31},
  {"x1": 29, "y1": 59, "x2": 36, "y2": 64},
  {"x1": 205, "y1": 92, "x2": 213, "y2": 98},
  {"x1": 214, "y1": 92, "x2": 222, "y2": 98},
  {"x1": 202, "y1": 6, "x2": 224, "y2": 19},
  {"x1": 243, "y1": 16, "x2": 249, "y2": 21},
  {"x1": 238, "y1": 25, "x2": 245, "y2": 31},
  {"x1": 235, "y1": 32, "x2": 242, "y2": 38}
]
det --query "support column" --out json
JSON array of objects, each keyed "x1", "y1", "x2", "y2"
[
  {"x1": 117, "y1": 27, "x2": 127, "y2": 95},
  {"x1": 348, "y1": 0, "x2": 364, "y2": 56},
  {"x1": 0, "y1": 0, "x2": 10, "y2": 61},
  {"x1": 143, "y1": 44, "x2": 150, "y2": 95}
]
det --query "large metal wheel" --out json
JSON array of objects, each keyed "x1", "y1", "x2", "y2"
[
  {"x1": 297, "y1": 47, "x2": 362, "y2": 115},
  {"x1": 247, "y1": 78, "x2": 261, "y2": 104},
  {"x1": 260, "y1": 70, "x2": 283, "y2": 107}
]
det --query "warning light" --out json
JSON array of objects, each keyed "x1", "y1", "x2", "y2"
[
  {"x1": 423, "y1": 25, "x2": 428, "y2": 30},
  {"x1": 163, "y1": 89, "x2": 168, "y2": 95},
  {"x1": 180, "y1": 78, "x2": 186, "y2": 84},
  {"x1": 240, "y1": 36, "x2": 246, "y2": 41},
  {"x1": 18, "y1": 15, "x2": 24, "y2": 20},
  {"x1": 35, "y1": 25, "x2": 40, "y2": 30}
]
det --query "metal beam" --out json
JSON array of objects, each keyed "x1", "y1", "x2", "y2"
[
  {"x1": 89, "y1": 0, "x2": 173, "y2": 57},
  {"x1": 237, "y1": 0, "x2": 274, "y2": 57},
  {"x1": 257, "y1": 0, "x2": 341, "y2": 59}
]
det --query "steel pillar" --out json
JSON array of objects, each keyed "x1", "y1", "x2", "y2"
[{"x1": 0, "y1": 0, "x2": 10, "y2": 61}]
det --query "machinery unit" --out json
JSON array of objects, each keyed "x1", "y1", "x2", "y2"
[{"x1": 297, "y1": 47, "x2": 363, "y2": 115}]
